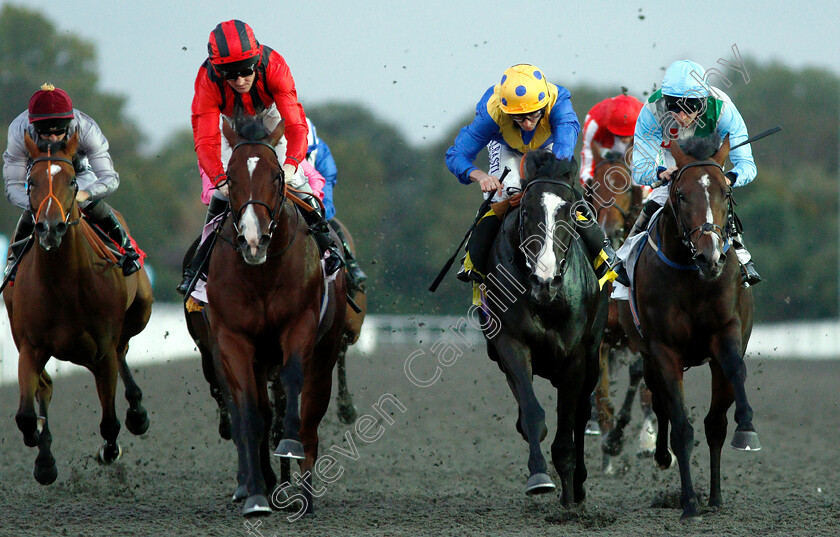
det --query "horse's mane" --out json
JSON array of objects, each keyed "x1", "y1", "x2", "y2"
[
  {"x1": 230, "y1": 113, "x2": 271, "y2": 142},
  {"x1": 678, "y1": 133, "x2": 721, "y2": 160},
  {"x1": 522, "y1": 149, "x2": 579, "y2": 184}
]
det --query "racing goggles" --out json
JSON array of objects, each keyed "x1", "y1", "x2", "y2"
[{"x1": 664, "y1": 95, "x2": 706, "y2": 114}]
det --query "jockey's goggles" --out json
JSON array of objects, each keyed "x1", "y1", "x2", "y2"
[
  {"x1": 33, "y1": 118, "x2": 71, "y2": 136},
  {"x1": 510, "y1": 109, "x2": 544, "y2": 124},
  {"x1": 222, "y1": 67, "x2": 255, "y2": 80},
  {"x1": 664, "y1": 95, "x2": 705, "y2": 114}
]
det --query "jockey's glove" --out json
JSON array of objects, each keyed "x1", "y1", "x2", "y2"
[{"x1": 725, "y1": 171, "x2": 737, "y2": 186}]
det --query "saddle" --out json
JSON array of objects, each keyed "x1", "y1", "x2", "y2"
[{"x1": 84, "y1": 217, "x2": 146, "y2": 269}]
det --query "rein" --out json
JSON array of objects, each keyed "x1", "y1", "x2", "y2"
[{"x1": 30, "y1": 149, "x2": 80, "y2": 227}]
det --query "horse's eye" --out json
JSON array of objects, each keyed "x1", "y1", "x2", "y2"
[{"x1": 677, "y1": 191, "x2": 687, "y2": 202}]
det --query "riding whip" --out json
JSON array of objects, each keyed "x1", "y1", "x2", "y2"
[
  {"x1": 428, "y1": 167, "x2": 510, "y2": 292},
  {"x1": 649, "y1": 125, "x2": 782, "y2": 189}
]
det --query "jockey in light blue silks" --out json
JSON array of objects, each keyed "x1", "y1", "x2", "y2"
[
  {"x1": 305, "y1": 118, "x2": 367, "y2": 286},
  {"x1": 445, "y1": 63, "x2": 620, "y2": 287},
  {"x1": 614, "y1": 59, "x2": 761, "y2": 288}
]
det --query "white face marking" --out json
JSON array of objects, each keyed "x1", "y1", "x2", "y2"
[
  {"x1": 49, "y1": 164, "x2": 61, "y2": 177},
  {"x1": 240, "y1": 205, "x2": 261, "y2": 256},
  {"x1": 534, "y1": 192, "x2": 566, "y2": 282},
  {"x1": 698, "y1": 174, "x2": 722, "y2": 256},
  {"x1": 247, "y1": 157, "x2": 260, "y2": 178}
]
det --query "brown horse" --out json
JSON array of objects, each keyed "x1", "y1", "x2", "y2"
[
  {"x1": 584, "y1": 148, "x2": 654, "y2": 471},
  {"x1": 197, "y1": 115, "x2": 346, "y2": 517},
  {"x1": 3, "y1": 133, "x2": 153, "y2": 484},
  {"x1": 617, "y1": 135, "x2": 758, "y2": 520}
]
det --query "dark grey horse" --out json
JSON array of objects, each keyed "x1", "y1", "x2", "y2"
[{"x1": 480, "y1": 150, "x2": 608, "y2": 506}]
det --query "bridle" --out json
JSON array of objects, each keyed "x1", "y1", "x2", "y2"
[
  {"x1": 225, "y1": 140, "x2": 298, "y2": 258},
  {"x1": 28, "y1": 147, "x2": 80, "y2": 228},
  {"x1": 668, "y1": 160, "x2": 733, "y2": 256},
  {"x1": 518, "y1": 177, "x2": 577, "y2": 275}
]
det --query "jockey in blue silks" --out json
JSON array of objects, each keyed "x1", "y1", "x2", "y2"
[
  {"x1": 445, "y1": 63, "x2": 620, "y2": 288},
  {"x1": 615, "y1": 59, "x2": 760, "y2": 287},
  {"x1": 306, "y1": 118, "x2": 367, "y2": 286}
]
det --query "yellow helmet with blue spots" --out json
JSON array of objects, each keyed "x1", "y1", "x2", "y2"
[{"x1": 497, "y1": 64, "x2": 550, "y2": 115}]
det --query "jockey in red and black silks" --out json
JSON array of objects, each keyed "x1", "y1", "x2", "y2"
[{"x1": 191, "y1": 19, "x2": 308, "y2": 198}]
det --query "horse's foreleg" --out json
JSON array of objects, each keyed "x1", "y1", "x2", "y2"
[
  {"x1": 335, "y1": 348, "x2": 358, "y2": 425},
  {"x1": 706, "y1": 361, "x2": 735, "y2": 508},
  {"x1": 94, "y1": 350, "x2": 122, "y2": 464},
  {"x1": 116, "y1": 340, "x2": 150, "y2": 436},
  {"x1": 16, "y1": 346, "x2": 50, "y2": 449},
  {"x1": 603, "y1": 353, "x2": 644, "y2": 457},
  {"x1": 34, "y1": 371, "x2": 57, "y2": 484},
  {"x1": 494, "y1": 337, "x2": 552, "y2": 496},
  {"x1": 648, "y1": 344, "x2": 700, "y2": 520},
  {"x1": 593, "y1": 344, "x2": 614, "y2": 434},
  {"x1": 713, "y1": 329, "x2": 760, "y2": 451},
  {"x1": 218, "y1": 333, "x2": 271, "y2": 516},
  {"x1": 192, "y1": 310, "x2": 231, "y2": 440},
  {"x1": 254, "y1": 363, "x2": 277, "y2": 498},
  {"x1": 274, "y1": 352, "x2": 304, "y2": 460}
]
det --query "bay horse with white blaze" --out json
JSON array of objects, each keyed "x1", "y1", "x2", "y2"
[
  {"x1": 482, "y1": 150, "x2": 607, "y2": 506},
  {"x1": 200, "y1": 115, "x2": 346, "y2": 517},
  {"x1": 3, "y1": 133, "x2": 153, "y2": 483},
  {"x1": 617, "y1": 134, "x2": 758, "y2": 521}
]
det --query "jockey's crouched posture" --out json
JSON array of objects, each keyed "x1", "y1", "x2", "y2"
[
  {"x1": 445, "y1": 64, "x2": 620, "y2": 287},
  {"x1": 3, "y1": 84, "x2": 141, "y2": 281},
  {"x1": 615, "y1": 59, "x2": 760, "y2": 288},
  {"x1": 178, "y1": 19, "x2": 343, "y2": 295}
]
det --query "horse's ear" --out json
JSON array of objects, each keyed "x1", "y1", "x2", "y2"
[
  {"x1": 711, "y1": 134, "x2": 730, "y2": 167},
  {"x1": 670, "y1": 138, "x2": 691, "y2": 168},
  {"x1": 24, "y1": 132, "x2": 39, "y2": 159},
  {"x1": 64, "y1": 131, "x2": 79, "y2": 157},
  {"x1": 268, "y1": 119, "x2": 285, "y2": 146},
  {"x1": 222, "y1": 118, "x2": 237, "y2": 148}
]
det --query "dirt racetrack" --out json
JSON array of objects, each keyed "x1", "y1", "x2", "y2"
[{"x1": 1, "y1": 342, "x2": 838, "y2": 537}]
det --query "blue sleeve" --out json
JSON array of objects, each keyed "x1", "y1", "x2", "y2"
[
  {"x1": 314, "y1": 140, "x2": 337, "y2": 219},
  {"x1": 445, "y1": 87, "x2": 500, "y2": 185},
  {"x1": 631, "y1": 107, "x2": 663, "y2": 186},
  {"x1": 716, "y1": 102, "x2": 756, "y2": 187},
  {"x1": 548, "y1": 87, "x2": 580, "y2": 159}
]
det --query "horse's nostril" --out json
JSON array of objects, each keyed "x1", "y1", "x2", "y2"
[
  {"x1": 236, "y1": 236, "x2": 248, "y2": 248},
  {"x1": 34, "y1": 222, "x2": 47, "y2": 235},
  {"x1": 259, "y1": 234, "x2": 271, "y2": 247},
  {"x1": 55, "y1": 222, "x2": 67, "y2": 236}
]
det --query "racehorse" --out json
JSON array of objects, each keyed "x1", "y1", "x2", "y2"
[
  {"x1": 3, "y1": 133, "x2": 153, "y2": 484},
  {"x1": 617, "y1": 134, "x2": 758, "y2": 520},
  {"x1": 195, "y1": 114, "x2": 346, "y2": 517},
  {"x1": 482, "y1": 149, "x2": 607, "y2": 506},
  {"x1": 584, "y1": 148, "x2": 655, "y2": 471}
]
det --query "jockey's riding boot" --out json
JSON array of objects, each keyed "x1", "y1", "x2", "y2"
[
  {"x1": 3, "y1": 210, "x2": 35, "y2": 283},
  {"x1": 575, "y1": 206, "x2": 623, "y2": 289},
  {"x1": 462, "y1": 208, "x2": 503, "y2": 284},
  {"x1": 302, "y1": 204, "x2": 344, "y2": 277},
  {"x1": 628, "y1": 200, "x2": 662, "y2": 238},
  {"x1": 176, "y1": 197, "x2": 229, "y2": 295},
  {"x1": 328, "y1": 219, "x2": 367, "y2": 287},
  {"x1": 94, "y1": 210, "x2": 141, "y2": 276},
  {"x1": 732, "y1": 233, "x2": 762, "y2": 287}
]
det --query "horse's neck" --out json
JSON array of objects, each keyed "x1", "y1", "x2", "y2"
[{"x1": 657, "y1": 204, "x2": 694, "y2": 264}]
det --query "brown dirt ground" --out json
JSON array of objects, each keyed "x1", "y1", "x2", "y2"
[{"x1": 0, "y1": 343, "x2": 838, "y2": 537}]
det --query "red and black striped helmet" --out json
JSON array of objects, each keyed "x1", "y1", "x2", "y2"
[{"x1": 207, "y1": 20, "x2": 261, "y2": 68}]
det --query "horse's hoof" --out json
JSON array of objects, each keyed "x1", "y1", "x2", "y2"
[
  {"x1": 337, "y1": 403, "x2": 358, "y2": 425},
  {"x1": 274, "y1": 439, "x2": 305, "y2": 459},
  {"x1": 97, "y1": 443, "x2": 123, "y2": 464},
  {"x1": 680, "y1": 512, "x2": 703, "y2": 523},
  {"x1": 242, "y1": 495, "x2": 272, "y2": 517},
  {"x1": 525, "y1": 473, "x2": 556, "y2": 495},
  {"x1": 125, "y1": 408, "x2": 150, "y2": 436},
  {"x1": 22, "y1": 431, "x2": 40, "y2": 448},
  {"x1": 730, "y1": 430, "x2": 761, "y2": 451},
  {"x1": 34, "y1": 463, "x2": 58, "y2": 485},
  {"x1": 232, "y1": 484, "x2": 248, "y2": 502},
  {"x1": 602, "y1": 435, "x2": 623, "y2": 457},
  {"x1": 585, "y1": 419, "x2": 601, "y2": 436},
  {"x1": 656, "y1": 448, "x2": 676, "y2": 470}
]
